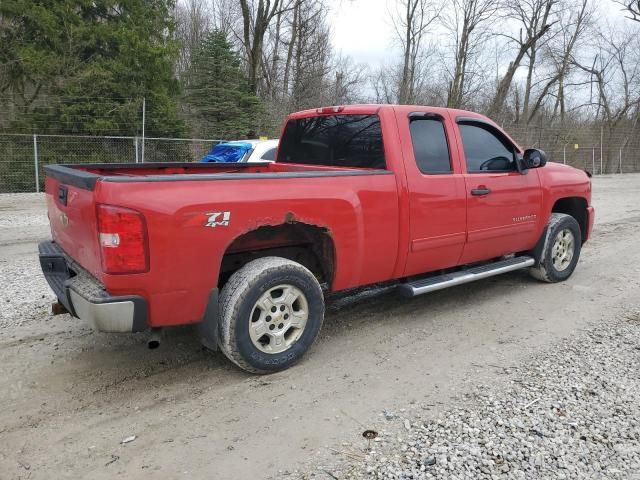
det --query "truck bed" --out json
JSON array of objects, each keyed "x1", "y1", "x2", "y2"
[
  {"x1": 43, "y1": 159, "x2": 398, "y2": 329},
  {"x1": 45, "y1": 161, "x2": 386, "y2": 190}
]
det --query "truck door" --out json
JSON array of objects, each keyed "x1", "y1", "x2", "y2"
[
  {"x1": 455, "y1": 119, "x2": 542, "y2": 264},
  {"x1": 401, "y1": 111, "x2": 467, "y2": 276}
]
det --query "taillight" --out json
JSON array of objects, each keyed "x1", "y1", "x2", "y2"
[{"x1": 96, "y1": 204, "x2": 149, "y2": 274}]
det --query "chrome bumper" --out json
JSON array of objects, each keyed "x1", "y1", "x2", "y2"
[{"x1": 39, "y1": 241, "x2": 147, "y2": 333}]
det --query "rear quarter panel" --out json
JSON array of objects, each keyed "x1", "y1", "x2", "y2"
[{"x1": 97, "y1": 173, "x2": 400, "y2": 327}]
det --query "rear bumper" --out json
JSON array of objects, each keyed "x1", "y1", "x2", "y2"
[{"x1": 39, "y1": 241, "x2": 147, "y2": 332}]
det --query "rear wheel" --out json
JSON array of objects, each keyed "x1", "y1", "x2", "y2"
[
  {"x1": 218, "y1": 257, "x2": 324, "y2": 373},
  {"x1": 529, "y1": 213, "x2": 582, "y2": 283}
]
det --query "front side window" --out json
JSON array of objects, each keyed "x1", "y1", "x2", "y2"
[
  {"x1": 409, "y1": 118, "x2": 452, "y2": 174},
  {"x1": 459, "y1": 122, "x2": 517, "y2": 173},
  {"x1": 278, "y1": 114, "x2": 385, "y2": 169}
]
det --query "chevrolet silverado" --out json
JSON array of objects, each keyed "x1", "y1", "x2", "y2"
[{"x1": 39, "y1": 105, "x2": 595, "y2": 373}]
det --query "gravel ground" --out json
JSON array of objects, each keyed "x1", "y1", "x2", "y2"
[
  {"x1": 1, "y1": 175, "x2": 640, "y2": 479},
  {"x1": 0, "y1": 257, "x2": 54, "y2": 330},
  {"x1": 313, "y1": 312, "x2": 640, "y2": 479},
  {"x1": 0, "y1": 193, "x2": 54, "y2": 331}
]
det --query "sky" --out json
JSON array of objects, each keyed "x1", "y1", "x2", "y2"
[
  {"x1": 326, "y1": 0, "x2": 632, "y2": 70},
  {"x1": 327, "y1": 0, "x2": 395, "y2": 67}
]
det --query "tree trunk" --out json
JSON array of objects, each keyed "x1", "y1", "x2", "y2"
[
  {"x1": 487, "y1": 23, "x2": 551, "y2": 119},
  {"x1": 447, "y1": 20, "x2": 470, "y2": 108},
  {"x1": 282, "y1": 1, "x2": 300, "y2": 97},
  {"x1": 268, "y1": 10, "x2": 283, "y2": 99},
  {"x1": 521, "y1": 48, "x2": 536, "y2": 123},
  {"x1": 398, "y1": 1, "x2": 415, "y2": 104},
  {"x1": 240, "y1": 0, "x2": 283, "y2": 95}
]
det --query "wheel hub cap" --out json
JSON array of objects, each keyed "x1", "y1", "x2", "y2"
[
  {"x1": 249, "y1": 285, "x2": 309, "y2": 354},
  {"x1": 551, "y1": 228, "x2": 575, "y2": 272}
]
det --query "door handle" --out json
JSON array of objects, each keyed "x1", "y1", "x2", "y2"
[{"x1": 471, "y1": 187, "x2": 491, "y2": 196}]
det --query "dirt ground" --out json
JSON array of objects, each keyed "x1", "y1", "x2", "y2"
[{"x1": 1, "y1": 174, "x2": 639, "y2": 480}]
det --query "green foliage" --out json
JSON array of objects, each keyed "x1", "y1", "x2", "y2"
[
  {"x1": 0, "y1": 136, "x2": 35, "y2": 193},
  {"x1": 0, "y1": 0, "x2": 185, "y2": 136},
  {"x1": 183, "y1": 30, "x2": 262, "y2": 139},
  {"x1": 0, "y1": 1, "x2": 70, "y2": 99}
]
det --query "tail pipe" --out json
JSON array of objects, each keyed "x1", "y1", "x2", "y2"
[{"x1": 148, "y1": 328, "x2": 162, "y2": 349}]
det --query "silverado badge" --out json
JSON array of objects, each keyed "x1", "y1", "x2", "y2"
[{"x1": 513, "y1": 214, "x2": 537, "y2": 223}]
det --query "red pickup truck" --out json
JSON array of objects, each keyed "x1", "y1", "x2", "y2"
[{"x1": 40, "y1": 105, "x2": 594, "y2": 373}]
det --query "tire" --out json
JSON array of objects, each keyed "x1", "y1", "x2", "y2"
[
  {"x1": 218, "y1": 256, "x2": 324, "y2": 374},
  {"x1": 529, "y1": 213, "x2": 582, "y2": 283}
]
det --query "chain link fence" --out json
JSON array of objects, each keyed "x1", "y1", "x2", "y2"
[
  {"x1": 545, "y1": 147, "x2": 640, "y2": 174},
  {"x1": 1, "y1": 124, "x2": 640, "y2": 193},
  {"x1": 0, "y1": 134, "x2": 222, "y2": 193},
  {"x1": 504, "y1": 122, "x2": 640, "y2": 174}
]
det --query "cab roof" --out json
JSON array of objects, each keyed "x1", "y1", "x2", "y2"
[{"x1": 287, "y1": 104, "x2": 490, "y2": 122}]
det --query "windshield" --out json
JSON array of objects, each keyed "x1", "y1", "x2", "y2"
[{"x1": 277, "y1": 114, "x2": 386, "y2": 169}]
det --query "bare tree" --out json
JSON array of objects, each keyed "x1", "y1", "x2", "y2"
[
  {"x1": 168, "y1": 0, "x2": 640, "y2": 168},
  {"x1": 487, "y1": 0, "x2": 558, "y2": 119},
  {"x1": 257, "y1": 0, "x2": 363, "y2": 132},
  {"x1": 289, "y1": 1, "x2": 331, "y2": 109},
  {"x1": 443, "y1": 0, "x2": 499, "y2": 108},
  {"x1": 211, "y1": 0, "x2": 242, "y2": 35},
  {"x1": 392, "y1": 0, "x2": 441, "y2": 104},
  {"x1": 262, "y1": 7, "x2": 284, "y2": 99},
  {"x1": 174, "y1": 0, "x2": 211, "y2": 80},
  {"x1": 281, "y1": 0, "x2": 302, "y2": 97},
  {"x1": 615, "y1": 0, "x2": 640, "y2": 21},
  {"x1": 543, "y1": 0, "x2": 592, "y2": 124},
  {"x1": 174, "y1": 0, "x2": 243, "y2": 81},
  {"x1": 329, "y1": 54, "x2": 368, "y2": 105},
  {"x1": 239, "y1": 0, "x2": 294, "y2": 94},
  {"x1": 574, "y1": 26, "x2": 640, "y2": 171},
  {"x1": 371, "y1": 65, "x2": 399, "y2": 104}
]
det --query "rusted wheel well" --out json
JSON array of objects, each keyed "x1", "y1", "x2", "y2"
[
  {"x1": 218, "y1": 223, "x2": 335, "y2": 290},
  {"x1": 552, "y1": 197, "x2": 588, "y2": 243}
]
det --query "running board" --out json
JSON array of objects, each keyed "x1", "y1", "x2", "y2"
[{"x1": 397, "y1": 256, "x2": 535, "y2": 297}]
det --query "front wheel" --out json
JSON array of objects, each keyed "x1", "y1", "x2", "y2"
[
  {"x1": 218, "y1": 257, "x2": 325, "y2": 373},
  {"x1": 529, "y1": 213, "x2": 582, "y2": 283}
]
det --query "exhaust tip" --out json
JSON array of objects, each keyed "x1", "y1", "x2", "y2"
[{"x1": 147, "y1": 328, "x2": 162, "y2": 349}]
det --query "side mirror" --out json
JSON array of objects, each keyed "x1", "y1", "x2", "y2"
[{"x1": 523, "y1": 148, "x2": 548, "y2": 169}]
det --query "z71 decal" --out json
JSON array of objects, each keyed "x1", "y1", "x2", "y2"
[{"x1": 205, "y1": 211, "x2": 231, "y2": 228}]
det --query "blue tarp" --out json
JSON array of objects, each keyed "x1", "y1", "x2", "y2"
[{"x1": 201, "y1": 141, "x2": 253, "y2": 163}]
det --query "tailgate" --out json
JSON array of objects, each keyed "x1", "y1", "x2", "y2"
[{"x1": 45, "y1": 175, "x2": 103, "y2": 279}]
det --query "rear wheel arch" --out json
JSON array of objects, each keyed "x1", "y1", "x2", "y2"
[{"x1": 217, "y1": 222, "x2": 336, "y2": 290}]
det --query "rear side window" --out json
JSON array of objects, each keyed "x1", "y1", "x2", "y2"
[
  {"x1": 409, "y1": 118, "x2": 452, "y2": 174},
  {"x1": 277, "y1": 114, "x2": 386, "y2": 169},
  {"x1": 459, "y1": 122, "x2": 517, "y2": 172}
]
